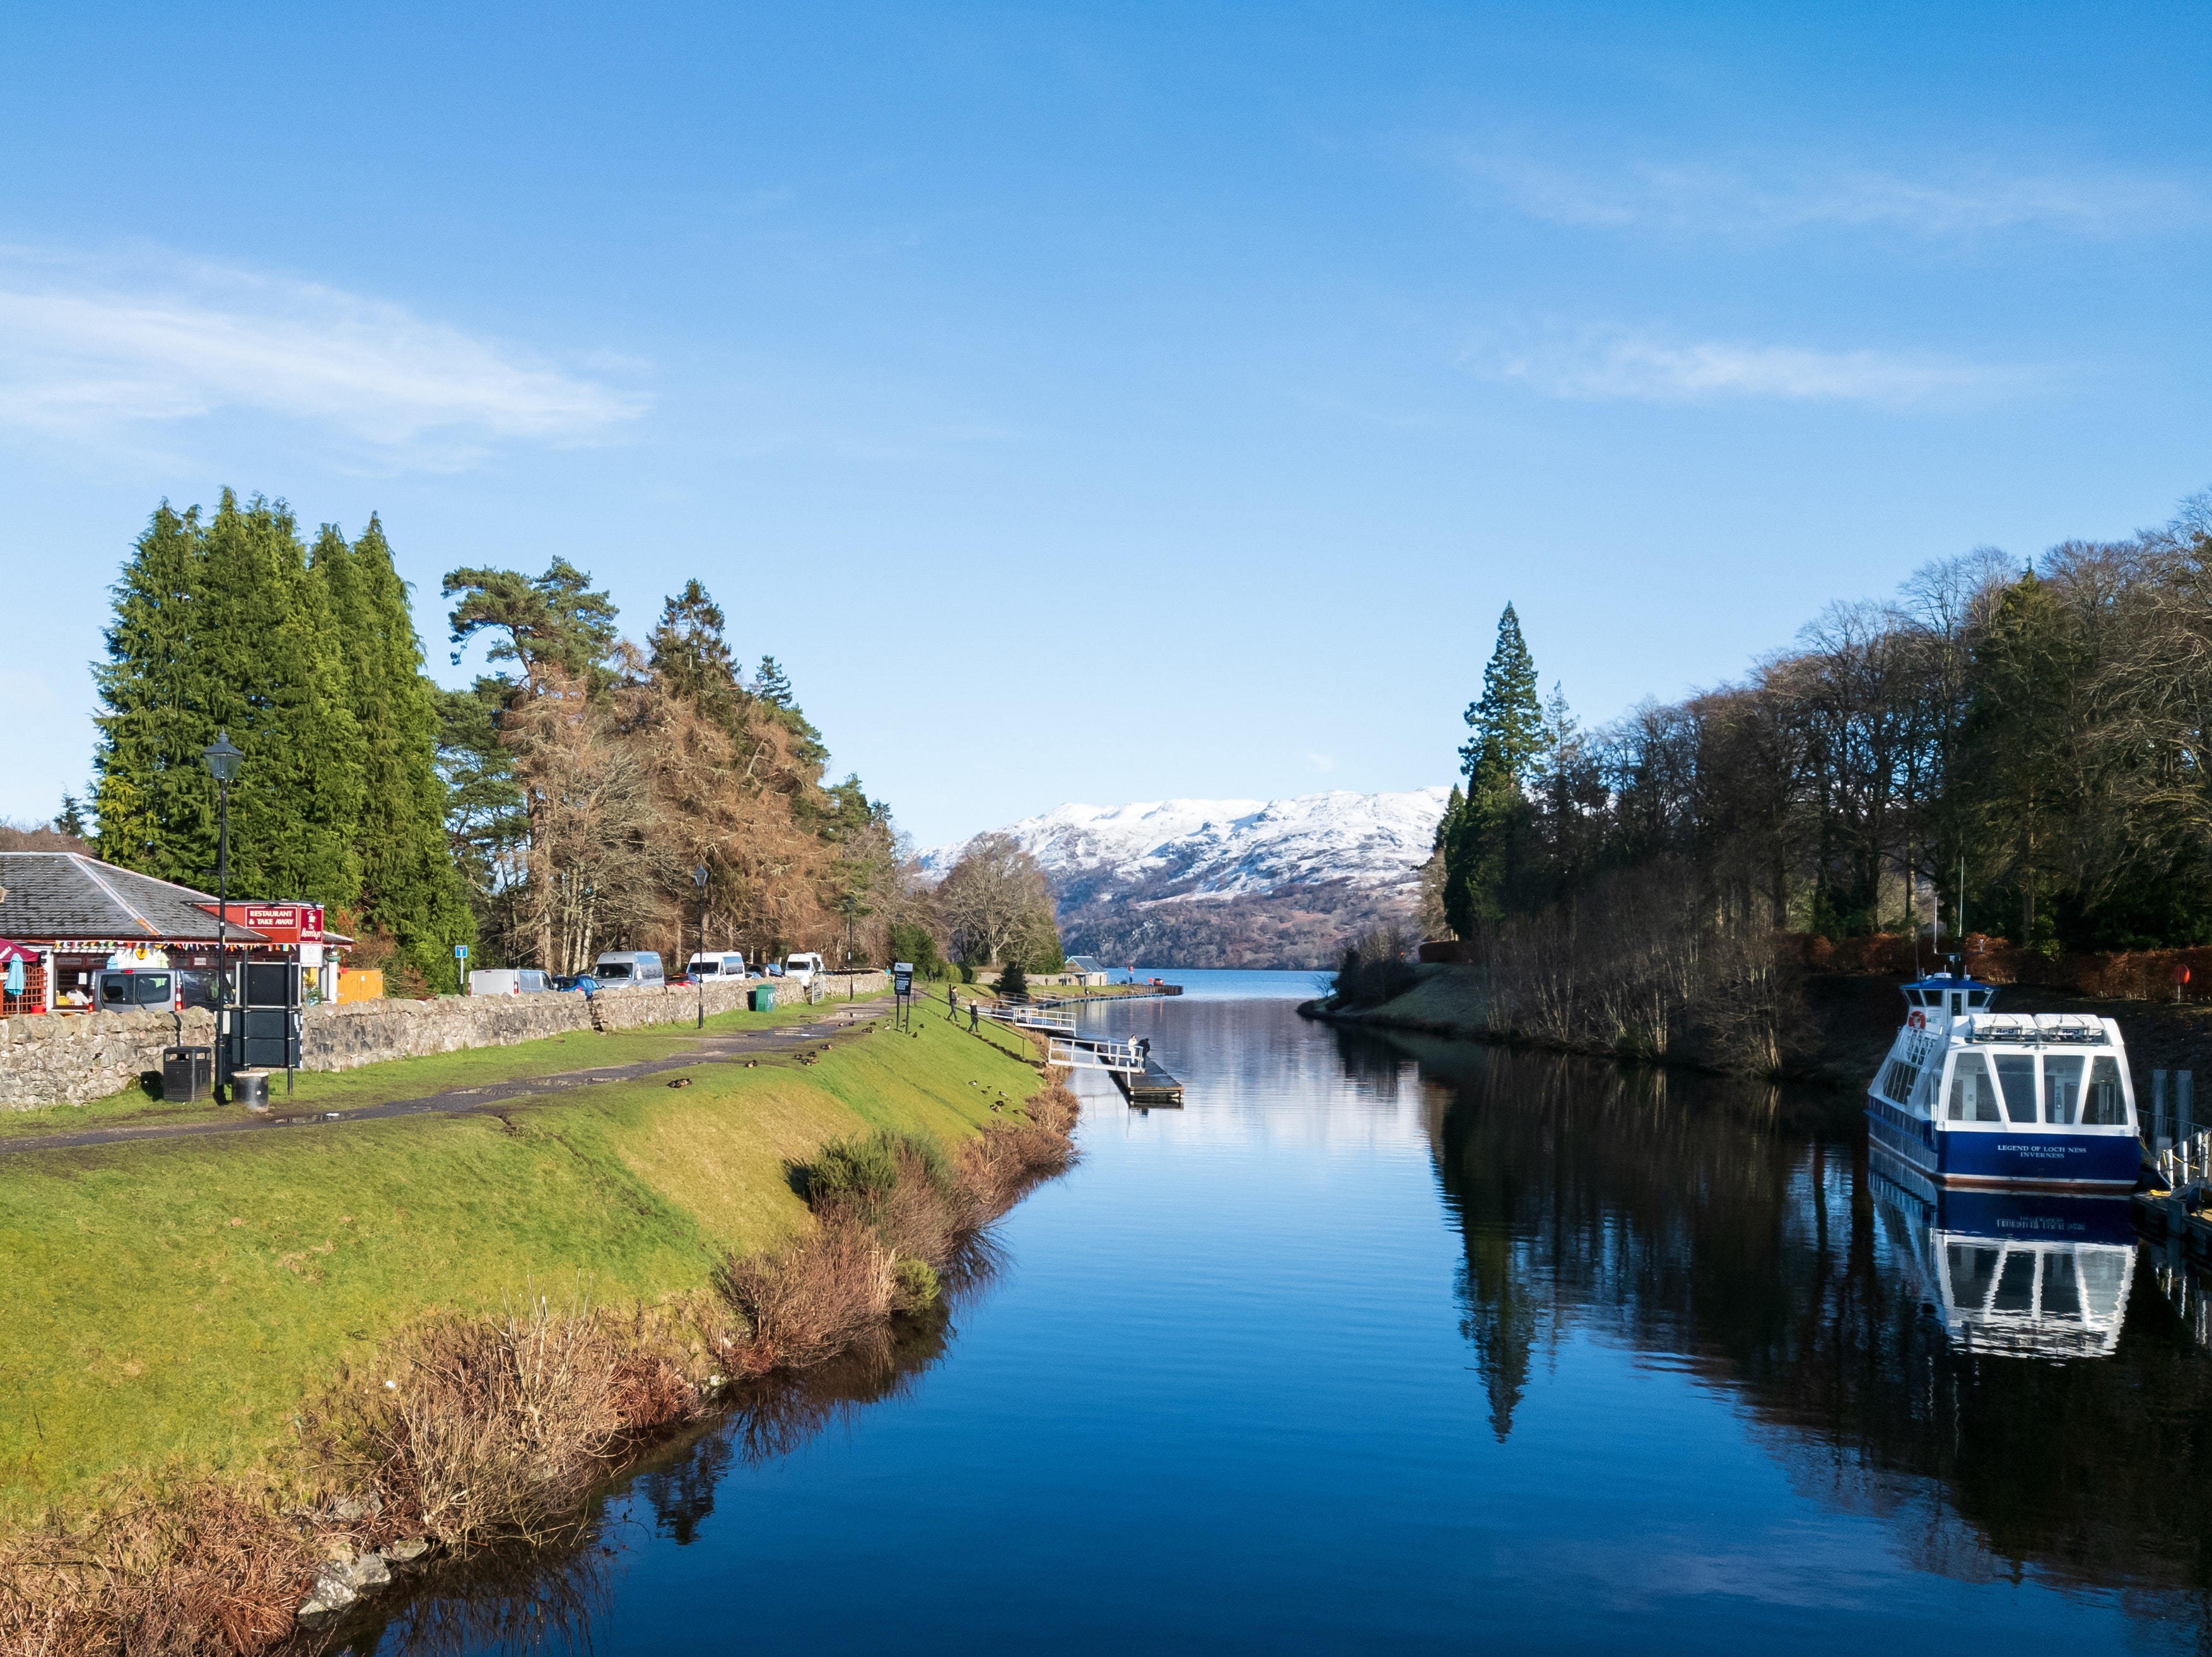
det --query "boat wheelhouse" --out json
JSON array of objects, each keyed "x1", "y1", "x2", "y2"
[{"x1": 1864, "y1": 971, "x2": 2141, "y2": 1193}]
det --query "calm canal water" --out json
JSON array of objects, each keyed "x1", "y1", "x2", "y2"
[{"x1": 346, "y1": 971, "x2": 2212, "y2": 1654}]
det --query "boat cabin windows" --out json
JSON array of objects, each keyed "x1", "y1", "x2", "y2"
[
  {"x1": 1944, "y1": 1051, "x2": 2131, "y2": 1126},
  {"x1": 1947, "y1": 1054, "x2": 2002, "y2": 1121},
  {"x1": 2043, "y1": 1055, "x2": 2084, "y2": 1124},
  {"x1": 2083, "y1": 1055, "x2": 2127, "y2": 1125},
  {"x1": 1965, "y1": 990, "x2": 1991, "y2": 1009},
  {"x1": 1993, "y1": 1054, "x2": 2039, "y2": 1123}
]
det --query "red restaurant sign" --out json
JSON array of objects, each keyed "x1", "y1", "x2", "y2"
[{"x1": 201, "y1": 903, "x2": 325, "y2": 944}]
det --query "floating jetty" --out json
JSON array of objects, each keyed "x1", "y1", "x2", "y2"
[
  {"x1": 1110, "y1": 1055, "x2": 1185, "y2": 1108},
  {"x1": 1036, "y1": 1028, "x2": 1186, "y2": 1108}
]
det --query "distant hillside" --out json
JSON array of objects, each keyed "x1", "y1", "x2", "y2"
[{"x1": 918, "y1": 788, "x2": 1449, "y2": 968}]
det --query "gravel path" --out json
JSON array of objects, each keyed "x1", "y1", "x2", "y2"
[{"x1": 0, "y1": 1005, "x2": 891, "y2": 1158}]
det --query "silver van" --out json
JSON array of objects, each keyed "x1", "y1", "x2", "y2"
[
  {"x1": 469, "y1": 968, "x2": 551, "y2": 997},
  {"x1": 593, "y1": 951, "x2": 665, "y2": 985}
]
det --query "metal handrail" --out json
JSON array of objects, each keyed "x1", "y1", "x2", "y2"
[
  {"x1": 1046, "y1": 1034, "x2": 1145, "y2": 1073},
  {"x1": 2159, "y1": 1125, "x2": 2212, "y2": 1195},
  {"x1": 982, "y1": 1004, "x2": 1075, "y2": 1035}
]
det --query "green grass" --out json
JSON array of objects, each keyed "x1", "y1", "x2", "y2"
[
  {"x1": 0, "y1": 1005, "x2": 1042, "y2": 1520},
  {"x1": 0, "y1": 994, "x2": 865, "y2": 1142}
]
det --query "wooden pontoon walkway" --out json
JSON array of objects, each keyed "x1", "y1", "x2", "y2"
[{"x1": 1109, "y1": 1055, "x2": 1185, "y2": 1107}]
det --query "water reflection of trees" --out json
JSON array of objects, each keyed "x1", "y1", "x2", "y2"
[
  {"x1": 327, "y1": 1267, "x2": 985, "y2": 1656},
  {"x1": 1364, "y1": 1031, "x2": 2212, "y2": 1611}
]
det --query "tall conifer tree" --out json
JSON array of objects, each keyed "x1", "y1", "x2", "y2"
[
  {"x1": 94, "y1": 503, "x2": 209, "y2": 880},
  {"x1": 194, "y1": 492, "x2": 365, "y2": 906},
  {"x1": 1445, "y1": 604, "x2": 1544, "y2": 935},
  {"x1": 316, "y1": 516, "x2": 477, "y2": 987}
]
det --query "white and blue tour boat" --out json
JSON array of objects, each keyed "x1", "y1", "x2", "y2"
[{"x1": 1865, "y1": 969, "x2": 2141, "y2": 1193}]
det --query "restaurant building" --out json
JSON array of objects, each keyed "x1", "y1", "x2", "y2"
[{"x1": 0, "y1": 851, "x2": 346, "y2": 1015}]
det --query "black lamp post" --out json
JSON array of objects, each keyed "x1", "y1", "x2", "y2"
[
  {"x1": 202, "y1": 731, "x2": 243, "y2": 1094},
  {"x1": 693, "y1": 864, "x2": 710, "y2": 1029}
]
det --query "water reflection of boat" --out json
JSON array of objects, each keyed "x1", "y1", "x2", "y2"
[{"x1": 1873, "y1": 1151, "x2": 2136, "y2": 1359}]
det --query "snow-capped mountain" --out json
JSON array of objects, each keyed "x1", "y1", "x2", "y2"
[{"x1": 917, "y1": 788, "x2": 1450, "y2": 903}]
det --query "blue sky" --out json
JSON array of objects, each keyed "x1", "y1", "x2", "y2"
[{"x1": 3, "y1": 1, "x2": 2206, "y2": 845}]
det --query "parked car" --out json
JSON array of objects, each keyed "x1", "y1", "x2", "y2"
[
  {"x1": 783, "y1": 951, "x2": 826, "y2": 987},
  {"x1": 468, "y1": 968, "x2": 551, "y2": 997},
  {"x1": 686, "y1": 951, "x2": 747, "y2": 980},
  {"x1": 553, "y1": 973, "x2": 600, "y2": 994},
  {"x1": 97, "y1": 967, "x2": 218, "y2": 1012},
  {"x1": 592, "y1": 951, "x2": 665, "y2": 985}
]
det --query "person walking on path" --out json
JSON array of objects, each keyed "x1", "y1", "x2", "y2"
[
  {"x1": 946, "y1": 986, "x2": 958, "y2": 1021},
  {"x1": 968, "y1": 1002, "x2": 980, "y2": 1033}
]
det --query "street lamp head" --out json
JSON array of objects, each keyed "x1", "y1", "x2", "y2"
[
  {"x1": 201, "y1": 731, "x2": 244, "y2": 784},
  {"x1": 693, "y1": 865, "x2": 710, "y2": 890}
]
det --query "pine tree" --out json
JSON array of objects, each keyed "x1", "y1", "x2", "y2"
[
  {"x1": 443, "y1": 557, "x2": 619, "y2": 687},
  {"x1": 94, "y1": 503, "x2": 208, "y2": 881},
  {"x1": 317, "y1": 516, "x2": 477, "y2": 988},
  {"x1": 1458, "y1": 604, "x2": 1543, "y2": 786},
  {"x1": 1445, "y1": 604, "x2": 1545, "y2": 935},
  {"x1": 753, "y1": 655, "x2": 793, "y2": 706},
  {"x1": 650, "y1": 581, "x2": 747, "y2": 734},
  {"x1": 195, "y1": 492, "x2": 365, "y2": 906}
]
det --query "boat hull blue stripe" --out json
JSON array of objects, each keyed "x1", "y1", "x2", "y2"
[{"x1": 1864, "y1": 1094, "x2": 2138, "y2": 1192}]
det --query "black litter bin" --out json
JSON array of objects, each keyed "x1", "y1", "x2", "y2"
[
  {"x1": 233, "y1": 1069, "x2": 270, "y2": 1110},
  {"x1": 161, "y1": 1045, "x2": 213, "y2": 1103}
]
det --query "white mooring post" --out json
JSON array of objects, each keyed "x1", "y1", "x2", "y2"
[
  {"x1": 2182, "y1": 1070, "x2": 2197, "y2": 1145},
  {"x1": 2155, "y1": 1070, "x2": 2170, "y2": 1150}
]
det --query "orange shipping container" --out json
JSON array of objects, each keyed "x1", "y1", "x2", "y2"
[{"x1": 336, "y1": 968, "x2": 384, "y2": 1004}]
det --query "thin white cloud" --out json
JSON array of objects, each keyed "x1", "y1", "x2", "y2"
[
  {"x1": 1473, "y1": 325, "x2": 2028, "y2": 408},
  {"x1": 1451, "y1": 149, "x2": 2201, "y2": 239},
  {"x1": 1303, "y1": 752, "x2": 1338, "y2": 773},
  {"x1": 0, "y1": 247, "x2": 646, "y2": 465}
]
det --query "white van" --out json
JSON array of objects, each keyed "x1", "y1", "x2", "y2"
[
  {"x1": 469, "y1": 969, "x2": 551, "y2": 997},
  {"x1": 593, "y1": 951, "x2": 665, "y2": 985},
  {"x1": 686, "y1": 952, "x2": 747, "y2": 980},
  {"x1": 783, "y1": 952, "x2": 826, "y2": 986}
]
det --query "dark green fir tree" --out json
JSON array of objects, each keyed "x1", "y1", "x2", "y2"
[
  {"x1": 93, "y1": 503, "x2": 209, "y2": 881},
  {"x1": 315, "y1": 515, "x2": 477, "y2": 988},
  {"x1": 1444, "y1": 604, "x2": 1543, "y2": 936},
  {"x1": 194, "y1": 492, "x2": 365, "y2": 907}
]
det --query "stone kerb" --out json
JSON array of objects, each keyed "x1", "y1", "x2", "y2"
[{"x1": 1, "y1": 971, "x2": 893, "y2": 1108}]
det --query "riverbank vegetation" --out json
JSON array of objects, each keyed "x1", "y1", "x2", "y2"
[
  {"x1": 1425, "y1": 489, "x2": 2212, "y2": 1071},
  {"x1": 0, "y1": 1017, "x2": 1077, "y2": 1651}
]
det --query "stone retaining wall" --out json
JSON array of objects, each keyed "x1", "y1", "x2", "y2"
[{"x1": 0, "y1": 973, "x2": 889, "y2": 1109}]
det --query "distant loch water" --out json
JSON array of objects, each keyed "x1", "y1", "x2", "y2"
[{"x1": 344, "y1": 971, "x2": 2212, "y2": 1655}]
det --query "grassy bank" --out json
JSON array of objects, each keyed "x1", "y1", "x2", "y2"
[{"x1": 0, "y1": 1003, "x2": 1043, "y2": 1522}]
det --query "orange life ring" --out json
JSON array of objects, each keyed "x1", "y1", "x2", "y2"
[{"x1": 1908, "y1": 1010, "x2": 1926, "y2": 1032}]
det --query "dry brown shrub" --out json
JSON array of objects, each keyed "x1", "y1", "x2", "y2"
[
  {"x1": 956, "y1": 1084, "x2": 1081, "y2": 1221},
  {"x1": 715, "y1": 1222, "x2": 895, "y2": 1376},
  {"x1": 0, "y1": 1485, "x2": 313, "y2": 1656},
  {"x1": 339, "y1": 1299, "x2": 629, "y2": 1550},
  {"x1": 607, "y1": 1352, "x2": 697, "y2": 1436}
]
